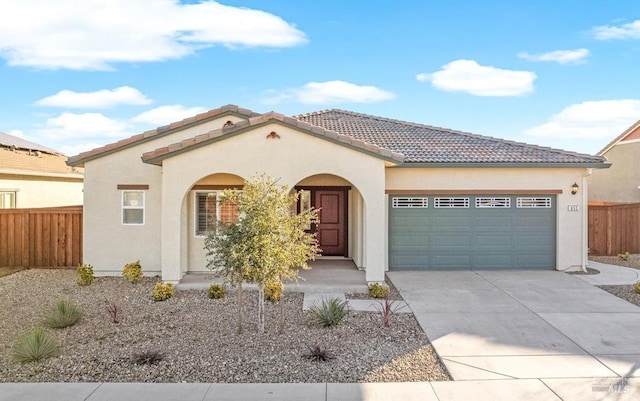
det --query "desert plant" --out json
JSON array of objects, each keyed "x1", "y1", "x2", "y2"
[
  {"x1": 42, "y1": 299, "x2": 83, "y2": 329},
  {"x1": 104, "y1": 298, "x2": 120, "y2": 323},
  {"x1": 374, "y1": 296, "x2": 406, "y2": 327},
  {"x1": 308, "y1": 297, "x2": 349, "y2": 327},
  {"x1": 207, "y1": 283, "x2": 226, "y2": 299},
  {"x1": 76, "y1": 263, "x2": 94, "y2": 286},
  {"x1": 303, "y1": 344, "x2": 335, "y2": 362},
  {"x1": 264, "y1": 278, "x2": 284, "y2": 303},
  {"x1": 634, "y1": 282, "x2": 640, "y2": 294},
  {"x1": 132, "y1": 350, "x2": 164, "y2": 365},
  {"x1": 368, "y1": 282, "x2": 389, "y2": 299},
  {"x1": 12, "y1": 328, "x2": 59, "y2": 363},
  {"x1": 618, "y1": 251, "x2": 630, "y2": 261},
  {"x1": 152, "y1": 282, "x2": 175, "y2": 302},
  {"x1": 122, "y1": 260, "x2": 143, "y2": 284}
]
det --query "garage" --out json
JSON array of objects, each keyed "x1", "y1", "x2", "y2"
[{"x1": 388, "y1": 195, "x2": 556, "y2": 270}]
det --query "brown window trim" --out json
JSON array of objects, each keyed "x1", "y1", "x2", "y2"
[
  {"x1": 192, "y1": 185, "x2": 244, "y2": 190},
  {"x1": 117, "y1": 184, "x2": 149, "y2": 190},
  {"x1": 294, "y1": 186, "x2": 352, "y2": 191}
]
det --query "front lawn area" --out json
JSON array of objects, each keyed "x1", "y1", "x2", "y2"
[{"x1": 0, "y1": 269, "x2": 449, "y2": 383}]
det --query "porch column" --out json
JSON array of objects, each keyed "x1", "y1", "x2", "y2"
[
  {"x1": 363, "y1": 182, "x2": 386, "y2": 283},
  {"x1": 160, "y1": 170, "x2": 184, "y2": 283}
]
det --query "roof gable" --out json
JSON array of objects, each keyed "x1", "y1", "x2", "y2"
[
  {"x1": 597, "y1": 119, "x2": 640, "y2": 156},
  {"x1": 67, "y1": 105, "x2": 260, "y2": 167},
  {"x1": 295, "y1": 109, "x2": 607, "y2": 166},
  {"x1": 141, "y1": 112, "x2": 405, "y2": 165}
]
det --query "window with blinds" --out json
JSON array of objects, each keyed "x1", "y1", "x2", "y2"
[
  {"x1": 122, "y1": 190, "x2": 144, "y2": 225},
  {"x1": 196, "y1": 192, "x2": 239, "y2": 236}
]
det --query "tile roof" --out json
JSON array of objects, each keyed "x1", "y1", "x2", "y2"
[
  {"x1": 0, "y1": 132, "x2": 60, "y2": 155},
  {"x1": 294, "y1": 109, "x2": 607, "y2": 165},
  {"x1": 0, "y1": 132, "x2": 82, "y2": 177},
  {"x1": 142, "y1": 111, "x2": 405, "y2": 165},
  {"x1": 67, "y1": 105, "x2": 261, "y2": 166}
]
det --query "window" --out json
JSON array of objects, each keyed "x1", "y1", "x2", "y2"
[
  {"x1": 434, "y1": 197, "x2": 469, "y2": 208},
  {"x1": 392, "y1": 197, "x2": 428, "y2": 208},
  {"x1": 0, "y1": 191, "x2": 16, "y2": 209},
  {"x1": 195, "y1": 192, "x2": 239, "y2": 236},
  {"x1": 516, "y1": 197, "x2": 552, "y2": 208},
  {"x1": 122, "y1": 191, "x2": 144, "y2": 225},
  {"x1": 475, "y1": 197, "x2": 511, "y2": 208}
]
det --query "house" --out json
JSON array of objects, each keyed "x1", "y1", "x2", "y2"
[
  {"x1": 589, "y1": 120, "x2": 640, "y2": 203},
  {"x1": 67, "y1": 105, "x2": 608, "y2": 283},
  {"x1": 0, "y1": 132, "x2": 83, "y2": 208}
]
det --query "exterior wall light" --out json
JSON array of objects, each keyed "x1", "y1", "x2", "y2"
[{"x1": 571, "y1": 182, "x2": 579, "y2": 195}]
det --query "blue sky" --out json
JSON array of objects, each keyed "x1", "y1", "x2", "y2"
[{"x1": 1, "y1": 0, "x2": 639, "y2": 156}]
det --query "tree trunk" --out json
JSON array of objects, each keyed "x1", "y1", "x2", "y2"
[
  {"x1": 237, "y1": 278, "x2": 243, "y2": 334},
  {"x1": 278, "y1": 289, "x2": 285, "y2": 335},
  {"x1": 258, "y1": 285, "x2": 265, "y2": 333}
]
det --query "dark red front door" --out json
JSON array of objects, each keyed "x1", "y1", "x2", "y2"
[{"x1": 315, "y1": 190, "x2": 347, "y2": 256}]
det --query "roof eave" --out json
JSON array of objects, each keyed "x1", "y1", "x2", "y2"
[
  {"x1": 597, "y1": 119, "x2": 640, "y2": 156},
  {"x1": 389, "y1": 161, "x2": 611, "y2": 169}
]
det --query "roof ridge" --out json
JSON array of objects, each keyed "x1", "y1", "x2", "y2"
[{"x1": 296, "y1": 108, "x2": 602, "y2": 161}]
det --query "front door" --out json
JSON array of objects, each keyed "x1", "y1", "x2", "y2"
[{"x1": 315, "y1": 190, "x2": 347, "y2": 256}]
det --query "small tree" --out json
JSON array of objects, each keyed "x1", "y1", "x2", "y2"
[{"x1": 205, "y1": 174, "x2": 320, "y2": 334}]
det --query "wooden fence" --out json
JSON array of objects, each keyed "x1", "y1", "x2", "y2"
[
  {"x1": 0, "y1": 206, "x2": 82, "y2": 268},
  {"x1": 589, "y1": 202, "x2": 640, "y2": 256}
]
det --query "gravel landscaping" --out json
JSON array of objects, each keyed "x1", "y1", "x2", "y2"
[
  {"x1": 599, "y1": 285, "x2": 640, "y2": 307},
  {"x1": 0, "y1": 269, "x2": 450, "y2": 383},
  {"x1": 590, "y1": 254, "x2": 640, "y2": 270}
]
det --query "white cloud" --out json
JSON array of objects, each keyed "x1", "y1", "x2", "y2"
[
  {"x1": 593, "y1": 19, "x2": 640, "y2": 40},
  {"x1": 419, "y1": 59, "x2": 536, "y2": 96},
  {"x1": 264, "y1": 80, "x2": 395, "y2": 105},
  {"x1": 131, "y1": 105, "x2": 208, "y2": 126},
  {"x1": 517, "y1": 48, "x2": 589, "y2": 64},
  {"x1": 36, "y1": 86, "x2": 152, "y2": 108},
  {"x1": 523, "y1": 99, "x2": 640, "y2": 141},
  {"x1": 59, "y1": 142, "x2": 106, "y2": 157},
  {"x1": 0, "y1": 0, "x2": 307, "y2": 70},
  {"x1": 6, "y1": 129, "x2": 27, "y2": 139},
  {"x1": 35, "y1": 112, "x2": 132, "y2": 141}
]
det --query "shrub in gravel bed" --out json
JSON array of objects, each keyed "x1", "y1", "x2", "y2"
[
  {"x1": 634, "y1": 282, "x2": 640, "y2": 294},
  {"x1": 207, "y1": 283, "x2": 226, "y2": 299},
  {"x1": 264, "y1": 279, "x2": 283, "y2": 303},
  {"x1": 122, "y1": 260, "x2": 143, "y2": 284},
  {"x1": 368, "y1": 283, "x2": 389, "y2": 299},
  {"x1": 132, "y1": 350, "x2": 164, "y2": 365},
  {"x1": 76, "y1": 264, "x2": 94, "y2": 286},
  {"x1": 12, "y1": 328, "x2": 59, "y2": 363},
  {"x1": 303, "y1": 344, "x2": 335, "y2": 362},
  {"x1": 43, "y1": 299, "x2": 83, "y2": 329},
  {"x1": 308, "y1": 297, "x2": 349, "y2": 327},
  {"x1": 152, "y1": 282, "x2": 175, "y2": 302}
]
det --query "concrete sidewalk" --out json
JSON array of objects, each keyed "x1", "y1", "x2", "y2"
[
  {"x1": 577, "y1": 261, "x2": 640, "y2": 285},
  {"x1": 2, "y1": 379, "x2": 639, "y2": 401}
]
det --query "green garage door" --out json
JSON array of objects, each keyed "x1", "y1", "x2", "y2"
[{"x1": 389, "y1": 195, "x2": 556, "y2": 270}]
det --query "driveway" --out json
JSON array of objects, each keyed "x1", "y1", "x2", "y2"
[{"x1": 388, "y1": 270, "x2": 640, "y2": 380}]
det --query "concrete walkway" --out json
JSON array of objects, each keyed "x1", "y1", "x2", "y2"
[
  {"x1": 577, "y1": 261, "x2": 640, "y2": 285},
  {"x1": 2, "y1": 379, "x2": 639, "y2": 401},
  {"x1": 387, "y1": 270, "x2": 640, "y2": 382}
]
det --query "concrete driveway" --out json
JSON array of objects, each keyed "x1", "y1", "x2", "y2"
[{"x1": 388, "y1": 270, "x2": 640, "y2": 381}]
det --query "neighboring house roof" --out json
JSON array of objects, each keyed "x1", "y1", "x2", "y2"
[
  {"x1": 141, "y1": 111, "x2": 404, "y2": 165},
  {"x1": 68, "y1": 105, "x2": 261, "y2": 166},
  {"x1": 295, "y1": 109, "x2": 606, "y2": 166},
  {"x1": 68, "y1": 104, "x2": 608, "y2": 168},
  {"x1": 596, "y1": 119, "x2": 640, "y2": 156},
  {"x1": 0, "y1": 132, "x2": 82, "y2": 178}
]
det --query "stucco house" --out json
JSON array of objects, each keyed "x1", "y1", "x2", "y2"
[
  {"x1": 67, "y1": 105, "x2": 607, "y2": 283},
  {"x1": 589, "y1": 120, "x2": 640, "y2": 203},
  {"x1": 0, "y1": 132, "x2": 83, "y2": 209}
]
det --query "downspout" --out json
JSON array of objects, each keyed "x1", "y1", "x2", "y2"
[{"x1": 581, "y1": 168, "x2": 592, "y2": 272}]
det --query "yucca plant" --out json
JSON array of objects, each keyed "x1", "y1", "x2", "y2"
[
  {"x1": 12, "y1": 328, "x2": 59, "y2": 363},
  {"x1": 42, "y1": 299, "x2": 83, "y2": 329},
  {"x1": 308, "y1": 297, "x2": 349, "y2": 327},
  {"x1": 375, "y1": 296, "x2": 406, "y2": 327}
]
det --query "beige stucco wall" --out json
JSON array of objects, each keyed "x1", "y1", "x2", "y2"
[
  {"x1": 81, "y1": 116, "x2": 247, "y2": 276},
  {"x1": 0, "y1": 175, "x2": 83, "y2": 208},
  {"x1": 160, "y1": 122, "x2": 387, "y2": 282},
  {"x1": 385, "y1": 167, "x2": 590, "y2": 271},
  {"x1": 589, "y1": 142, "x2": 640, "y2": 203}
]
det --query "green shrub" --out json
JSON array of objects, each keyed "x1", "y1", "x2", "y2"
[
  {"x1": 122, "y1": 260, "x2": 143, "y2": 284},
  {"x1": 12, "y1": 328, "x2": 59, "y2": 363},
  {"x1": 618, "y1": 251, "x2": 630, "y2": 261},
  {"x1": 43, "y1": 299, "x2": 83, "y2": 329},
  {"x1": 76, "y1": 264, "x2": 94, "y2": 286},
  {"x1": 308, "y1": 297, "x2": 349, "y2": 327},
  {"x1": 264, "y1": 279, "x2": 284, "y2": 303},
  {"x1": 207, "y1": 283, "x2": 226, "y2": 299},
  {"x1": 368, "y1": 282, "x2": 389, "y2": 299},
  {"x1": 634, "y1": 282, "x2": 640, "y2": 294},
  {"x1": 152, "y1": 282, "x2": 175, "y2": 302}
]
